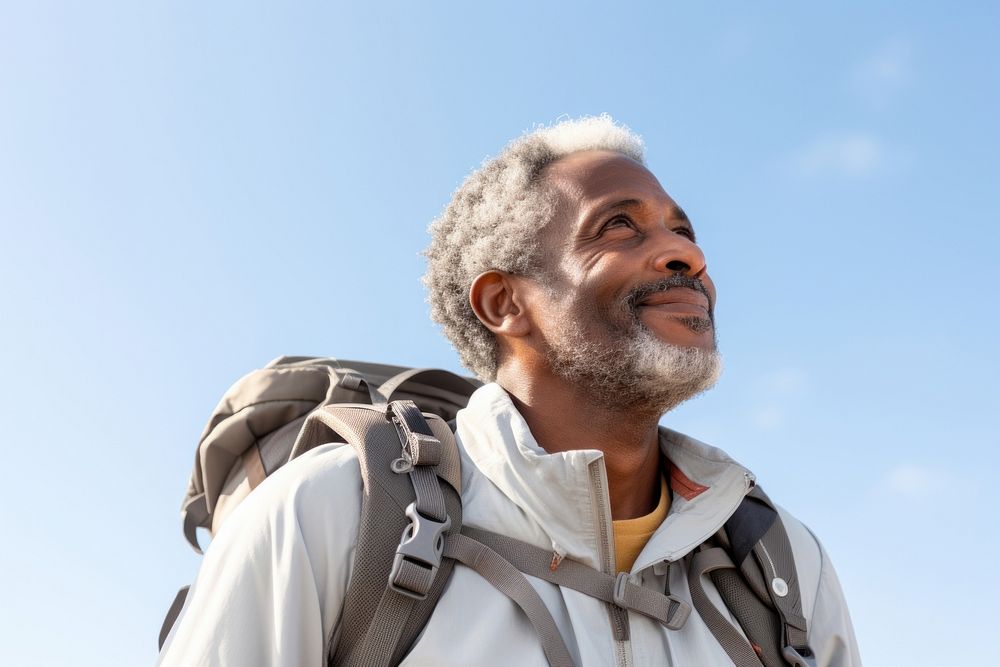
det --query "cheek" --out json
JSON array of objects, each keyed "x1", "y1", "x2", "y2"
[{"x1": 544, "y1": 258, "x2": 636, "y2": 326}]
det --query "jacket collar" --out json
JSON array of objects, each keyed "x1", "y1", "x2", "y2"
[{"x1": 456, "y1": 383, "x2": 754, "y2": 572}]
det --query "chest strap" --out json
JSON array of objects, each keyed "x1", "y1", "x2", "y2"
[
  {"x1": 457, "y1": 526, "x2": 691, "y2": 631},
  {"x1": 444, "y1": 533, "x2": 576, "y2": 667}
]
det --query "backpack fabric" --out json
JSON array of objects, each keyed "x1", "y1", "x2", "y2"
[
  {"x1": 163, "y1": 357, "x2": 480, "y2": 653},
  {"x1": 163, "y1": 356, "x2": 814, "y2": 667},
  {"x1": 179, "y1": 356, "x2": 481, "y2": 555}
]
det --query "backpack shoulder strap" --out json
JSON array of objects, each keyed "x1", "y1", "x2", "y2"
[
  {"x1": 294, "y1": 400, "x2": 462, "y2": 667},
  {"x1": 739, "y1": 487, "x2": 813, "y2": 667},
  {"x1": 688, "y1": 485, "x2": 815, "y2": 667}
]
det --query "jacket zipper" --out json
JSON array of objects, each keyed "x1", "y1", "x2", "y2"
[{"x1": 588, "y1": 458, "x2": 632, "y2": 667}]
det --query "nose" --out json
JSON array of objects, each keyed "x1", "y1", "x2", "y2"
[{"x1": 651, "y1": 230, "x2": 708, "y2": 280}]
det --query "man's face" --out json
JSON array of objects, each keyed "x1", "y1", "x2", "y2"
[{"x1": 529, "y1": 150, "x2": 721, "y2": 412}]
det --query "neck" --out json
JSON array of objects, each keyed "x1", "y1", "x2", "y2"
[{"x1": 496, "y1": 362, "x2": 664, "y2": 520}]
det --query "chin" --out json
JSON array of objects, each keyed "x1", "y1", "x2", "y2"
[{"x1": 546, "y1": 312, "x2": 721, "y2": 413}]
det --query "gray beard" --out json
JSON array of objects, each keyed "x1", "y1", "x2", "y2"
[{"x1": 546, "y1": 320, "x2": 722, "y2": 416}]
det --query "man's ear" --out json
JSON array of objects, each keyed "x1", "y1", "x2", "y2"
[{"x1": 469, "y1": 271, "x2": 532, "y2": 338}]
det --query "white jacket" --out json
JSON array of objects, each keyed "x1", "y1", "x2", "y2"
[{"x1": 158, "y1": 383, "x2": 860, "y2": 666}]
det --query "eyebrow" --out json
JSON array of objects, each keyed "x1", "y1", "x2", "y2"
[{"x1": 589, "y1": 198, "x2": 691, "y2": 223}]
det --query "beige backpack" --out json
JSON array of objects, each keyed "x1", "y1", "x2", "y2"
[
  {"x1": 162, "y1": 356, "x2": 814, "y2": 667},
  {"x1": 178, "y1": 356, "x2": 479, "y2": 553}
]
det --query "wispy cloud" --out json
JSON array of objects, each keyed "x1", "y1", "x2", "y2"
[
  {"x1": 853, "y1": 38, "x2": 913, "y2": 108},
  {"x1": 750, "y1": 405, "x2": 785, "y2": 430},
  {"x1": 878, "y1": 462, "x2": 982, "y2": 504},
  {"x1": 749, "y1": 366, "x2": 807, "y2": 431},
  {"x1": 884, "y1": 463, "x2": 935, "y2": 498},
  {"x1": 785, "y1": 38, "x2": 914, "y2": 180},
  {"x1": 756, "y1": 367, "x2": 807, "y2": 394},
  {"x1": 790, "y1": 133, "x2": 885, "y2": 178}
]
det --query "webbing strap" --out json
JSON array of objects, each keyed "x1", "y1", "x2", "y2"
[
  {"x1": 713, "y1": 486, "x2": 816, "y2": 667},
  {"x1": 445, "y1": 533, "x2": 576, "y2": 667},
  {"x1": 318, "y1": 405, "x2": 461, "y2": 667},
  {"x1": 408, "y1": 468, "x2": 446, "y2": 522},
  {"x1": 338, "y1": 371, "x2": 388, "y2": 408},
  {"x1": 389, "y1": 401, "x2": 447, "y2": 522},
  {"x1": 712, "y1": 566, "x2": 784, "y2": 667},
  {"x1": 346, "y1": 585, "x2": 420, "y2": 667},
  {"x1": 688, "y1": 547, "x2": 765, "y2": 667},
  {"x1": 378, "y1": 367, "x2": 480, "y2": 404},
  {"x1": 752, "y1": 510, "x2": 812, "y2": 664},
  {"x1": 389, "y1": 401, "x2": 442, "y2": 466},
  {"x1": 463, "y1": 527, "x2": 691, "y2": 631}
]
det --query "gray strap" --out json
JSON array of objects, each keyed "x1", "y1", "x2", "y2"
[
  {"x1": 339, "y1": 371, "x2": 387, "y2": 408},
  {"x1": 325, "y1": 404, "x2": 463, "y2": 667},
  {"x1": 463, "y1": 527, "x2": 690, "y2": 631},
  {"x1": 739, "y1": 487, "x2": 813, "y2": 664},
  {"x1": 378, "y1": 368, "x2": 480, "y2": 404},
  {"x1": 346, "y1": 586, "x2": 418, "y2": 667},
  {"x1": 388, "y1": 401, "x2": 447, "y2": 523},
  {"x1": 387, "y1": 400, "x2": 442, "y2": 466},
  {"x1": 711, "y1": 566, "x2": 784, "y2": 666},
  {"x1": 688, "y1": 547, "x2": 764, "y2": 667},
  {"x1": 445, "y1": 533, "x2": 576, "y2": 667},
  {"x1": 407, "y1": 468, "x2": 446, "y2": 523},
  {"x1": 753, "y1": 512, "x2": 813, "y2": 663}
]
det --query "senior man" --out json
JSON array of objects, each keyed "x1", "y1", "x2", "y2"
[{"x1": 158, "y1": 116, "x2": 859, "y2": 666}]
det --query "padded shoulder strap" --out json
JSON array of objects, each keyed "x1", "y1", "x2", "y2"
[
  {"x1": 689, "y1": 485, "x2": 815, "y2": 667},
  {"x1": 741, "y1": 488, "x2": 813, "y2": 667},
  {"x1": 299, "y1": 402, "x2": 461, "y2": 667}
]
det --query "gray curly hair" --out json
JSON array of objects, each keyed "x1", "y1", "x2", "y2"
[{"x1": 423, "y1": 115, "x2": 645, "y2": 380}]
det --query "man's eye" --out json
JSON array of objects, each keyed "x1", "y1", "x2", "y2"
[
  {"x1": 673, "y1": 227, "x2": 696, "y2": 241},
  {"x1": 604, "y1": 216, "x2": 634, "y2": 231}
]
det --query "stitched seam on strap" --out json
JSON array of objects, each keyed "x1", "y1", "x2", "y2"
[{"x1": 759, "y1": 542, "x2": 778, "y2": 580}]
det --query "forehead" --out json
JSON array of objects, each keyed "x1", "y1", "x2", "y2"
[
  {"x1": 541, "y1": 150, "x2": 679, "y2": 226},
  {"x1": 543, "y1": 151, "x2": 687, "y2": 243}
]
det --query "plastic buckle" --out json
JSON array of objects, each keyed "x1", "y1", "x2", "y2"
[
  {"x1": 782, "y1": 646, "x2": 817, "y2": 667},
  {"x1": 663, "y1": 595, "x2": 692, "y2": 631},
  {"x1": 389, "y1": 502, "x2": 451, "y2": 600}
]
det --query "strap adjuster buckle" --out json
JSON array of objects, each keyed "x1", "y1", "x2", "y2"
[
  {"x1": 612, "y1": 571, "x2": 631, "y2": 609},
  {"x1": 613, "y1": 571, "x2": 691, "y2": 630},
  {"x1": 389, "y1": 502, "x2": 451, "y2": 600}
]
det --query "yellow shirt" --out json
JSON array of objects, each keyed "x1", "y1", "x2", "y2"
[{"x1": 612, "y1": 476, "x2": 670, "y2": 573}]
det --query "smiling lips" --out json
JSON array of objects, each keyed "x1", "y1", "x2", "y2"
[{"x1": 636, "y1": 288, "x2": 711, "y2": 317}]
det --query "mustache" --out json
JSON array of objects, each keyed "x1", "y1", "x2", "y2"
[{"x1": 624, "y1": 275, "x2": 714, "y2": 314}]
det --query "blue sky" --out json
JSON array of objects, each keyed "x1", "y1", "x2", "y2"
[{"x1": 1, "y1": 1, "x2": 997, "y2": 665}]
